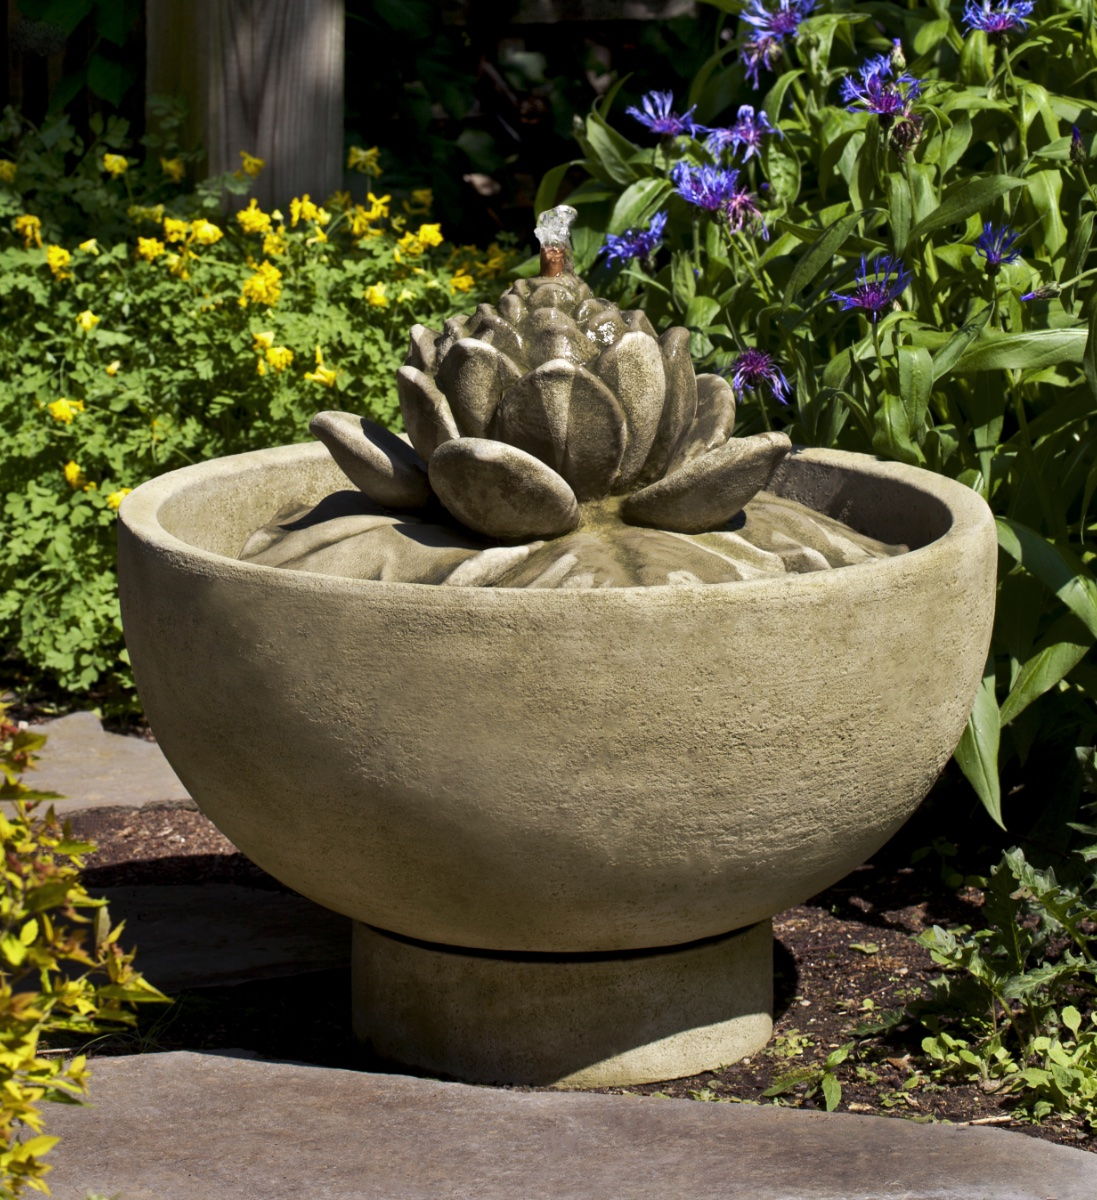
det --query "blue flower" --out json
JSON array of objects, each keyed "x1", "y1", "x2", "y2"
[
  {"x1": 840, "y1": 54, "x2": 922, "y2": 117},
  {"x1": 706, "y1": 105, "x2": 780, "y2": 162},
  {"x1": 962, "y1": 1, "x2": 1035, "y2": 36},
  {"x1": 742, "y1": 35, "x2": 783, "y2": 89},
  {"x1": 731, "y1": 349, "x2": 791, "y2": 405},
  {"x1": 831, "y1": 255, "x2": 912, "y2": 322},
  {"x1": 671, "y1": 162, "x2": 743, "y2": 212},
  {"x1": 741, "y1": 0, "x2": 816, "y2": 39},
  {"x1": 973, "y1": 221, "x2": 1021, "y2": 272},
  {"x1": 1020, "y1": 283, "x2": 1060, "y2": 301},
  {"x1": 599, "y1": 211, "x2": 669, "y2": 265},
  {"x1": 626, "y1": 91, "x2": 700, "y2": 138}
]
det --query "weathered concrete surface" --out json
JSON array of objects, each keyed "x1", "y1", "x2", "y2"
[
  {"x1": 8, "y1": 711, "x2": 190, "y2": 813},
  {"x1": 102, "y1": 885, "x2": 349, "y2": 990},
  {"x1": 44, "y1": 1051, "x2": 1097, "y2": 1200}
]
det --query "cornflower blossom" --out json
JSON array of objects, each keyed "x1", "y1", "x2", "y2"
[
  {"x1": 840, "y1": 54, "x2": 922, "y2": 118},
  {"x1": 961, "y1": 0, "x2": 1034, "y2": 36},
  {"x1": 740, "y1": 0, "x2": 814, "y2": 88},
  {"x1": 705, "y1": 106, "x2": 780, "y2": 162},
  {"x1": 831, "y1": 255, "x2": 912, "y2": 322},
  {"x1": 1020, "y1": 283, "x2": 1061, "y2": 301},
  {"x1": 1072, "y1": 126, "x2": 1087, "y2": 165},
  {"x1": 626, "y1": 91, "x2": 701, "y2": 138},
  {"x1": 726, "y1": 187, "x2": 768, "y2": 237},
  {"x1": 730, "y1": 349, "x2": 791, "y2": 405},
  {"x1": 599, "y1": 211, "x2": 668, "y2": 265},
  {"x1": 671, "y1": 162, "x2": 743, "y2": 212},
  {"x1": 973, "y1": 222, "x2": 1021, "y2": 273}
]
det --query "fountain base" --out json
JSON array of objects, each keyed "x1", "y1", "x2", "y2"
[{"x1": 351, "y1": 921, "x2": 773, "y2": 1088}]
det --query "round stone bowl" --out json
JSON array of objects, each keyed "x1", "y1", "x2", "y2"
[
  {"x1": 118, "y1": 440, "x2": 996, "y2": 956},
  {"x1": 118, "y1": 440, "x2": 996, "y2": 1086}
]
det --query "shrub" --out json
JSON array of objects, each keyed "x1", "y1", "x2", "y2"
[
  {"x1": 0, "y1": 705, "x2": 165, "y2": 1195},
  {"x1": 536, "y1": 0, "x2": 1097, "y2": 826},
  {"x1": 0, "y1": 108, "x2": 516, "y2": 709}
]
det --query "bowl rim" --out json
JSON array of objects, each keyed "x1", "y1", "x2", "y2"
[{"x1": 118, "y1": 440, "x2": 995, "y2": 604}]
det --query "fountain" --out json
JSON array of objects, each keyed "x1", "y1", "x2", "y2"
[{"x1": 117, "y1": 208, "x2": 996, "y2": 1087}]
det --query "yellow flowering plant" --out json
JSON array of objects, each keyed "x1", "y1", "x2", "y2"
[{"x1": 0, "y1": 113, "x2": 517, "y2": 711}]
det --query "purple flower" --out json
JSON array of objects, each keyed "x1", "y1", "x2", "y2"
[
  {"x1": 705, "y1": 105, "x2": 780, "y2": 162},
  {"x1": 1020, "y1": 283, "x2": 1060, "y2": 301},
  {"x1": 741, "y1": 0, "x2": 816, "y2": 40},
  {"x1": 726, "y1": 187, "x2": 769, "y2": 238},
  {"x1": 731, "y1": 349, "x2": 791, "y2": 405},
  {"x1": 599, "y1": 211, "x2": 668, "y2": 265},
  {"x1": 962, "y1": 1, "x2": 1035, "y2": 36},
  {"x1": 1072, "y1": 125, "x2": 1087, "y2": 165},
  {"x1": 671, "y1": 162, "x2": 743, "y2": 212},
  {"x1": 973, "y1": 222, "x2": 1021, "y2": 272},
  {"x1": 626, "y1": 91, "x2": 700, "y2": 138},
  {"x1": 840, "y1": 54, "x2": 922, "y2": 118},
  {"x1": 831, "y1": 255, "x2": 912, "y2": 322},
  {"x1": 742, "y1": 35, "x2": 783, "y2": 89}
]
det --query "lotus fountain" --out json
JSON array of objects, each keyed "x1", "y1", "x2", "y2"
[{"x1": 117, "y1": 206, "x2": 996, "y2": 1087}]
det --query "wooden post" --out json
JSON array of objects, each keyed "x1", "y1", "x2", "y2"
[{"x1": 146, "y1": 0, "x2": 344, "y2": 209}]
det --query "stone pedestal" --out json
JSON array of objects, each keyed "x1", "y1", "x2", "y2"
[{"x1": 352, "y1": 921, "x2": 773, "y2": 1087}]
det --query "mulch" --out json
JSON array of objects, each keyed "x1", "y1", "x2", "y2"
[{"x1": 63, "y1": 799, "x2": 1096, "y2": 1154}]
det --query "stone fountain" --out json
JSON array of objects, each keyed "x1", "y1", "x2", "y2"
[{"x1": 117, "y1": 207, "x2": 997, "y2": 1087}]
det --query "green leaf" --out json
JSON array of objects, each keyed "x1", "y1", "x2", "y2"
[
  {"x1": 763, "y1": 69, "x2": 805, "y2": 125},
  {"x1": 995, "y1": 518, "x2": 1097, "y2": 639},
  {"x1": 955, "y1": 328, "x2": 1087, "y2": 373},
  {"x1": 671, "y1": 252, "x2": 697, "y2": 310},
  {"x1": 821, "y1": 1073, "x2": 842, "y2": 1112},
  {"x1": 931, "y1": 304, "x2": 992, "y2": 382},
  {"x1": 607, "y1": 178, "x2": 671, "y2": 235},
  {"x1": 684, "y1": 296, "x2": 721, "y2": 328},
  {"x1": 953, "y1": 662, "x2": 1003, "y2": 828},
  {"x1": 1024, "y1": 169, "x2": 1069, "y2": 258},
  {"x1": 533, "y1": 162, "x2": 574, "y2": 221},
  {"x1": 897, "y1": 344, "x2": 932, "y2": 432},
  {"x1": 999, "y1": 615, "x2": 1093, "y2": 726},
  {"x1": 782, "y1": 209, "x2": 866, "y2": 307},
  {"x1": 584, "y1": 110, "x2": 639, "y2": 186},
  {"x1": 908, "y1": 175, "x2": 1025, "y2": 243}
]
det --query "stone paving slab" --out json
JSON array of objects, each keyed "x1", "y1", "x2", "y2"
[
  {"x1": 9, "y1": 711, "x2": 190, "y2": 813},
  {"x1": 42, "y1": 1051, "x2": 1097, "y2": 1200},
  {"x1": 102, "y1": 885, "x2": 349, "y2": 990}
]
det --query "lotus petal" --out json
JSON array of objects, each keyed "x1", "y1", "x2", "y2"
[
  {"x1": 465, "y1": 304, "x2": 524, "y2": 362},
  {"x1": 672, "y1": 372, "x2": 737, "y2": 465},
  {"x1": 622, "y1": 431, "x2": 792, "y2": 533},
  {"x1": 406, "y1": 324, "x2": 440, "y2": 373},
  {"x1": 309, "y1": 411, "x2": 430, "y2": 508},
  {"x1": 435, "y1": 338, "x2": 523, "y2": 437},
  {"x1": 527, "y1": 281, "x2": 580, "y2": 310},
  {"x1": 493, "y1": 359, "x2": 626, "y2": 500},
  {"x1": 634, "y1": 326, "x2": 698, "y2": 487},
  {"x1": 434, "y1": 314, "x2": 470, "y2": 362},
  {"x1": 524, "y1": 307, "x2": 599, "y2": 368},
  {"x1": 428, "y1": 437, "x2": 580, "y2": 540},
  {"x1": 497, "y1": 291, "x2": 526, "y2": 325},
  {"x1": 396, "y1": 365, "x2": 459, "y2": 460},
  {"x1": 622, "y1": 309, "x2": 657, "y2": 338},
  {"x1": 597, "y1": 329, "x2": 666, "y2": 489},
  {"x1": 579, "y1": 306, "x2": 626, "y2": 349}
]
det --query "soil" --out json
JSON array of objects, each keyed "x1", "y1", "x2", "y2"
[{"x1": 64, "y1": 800, "x2": 1097, "y2": 1154}]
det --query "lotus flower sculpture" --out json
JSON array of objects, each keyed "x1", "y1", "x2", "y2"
[{"x1": 310, "y1": 206, "x2": 792, "y2": 546}]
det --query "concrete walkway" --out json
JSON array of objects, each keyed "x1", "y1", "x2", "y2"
[{"x1": 17, "y1": 714, "x2": 1097, "y2": 1199}]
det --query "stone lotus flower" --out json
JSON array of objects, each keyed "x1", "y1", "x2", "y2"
[{"x1": 311, "y1": 269, "x2": 791, "y2": 543}]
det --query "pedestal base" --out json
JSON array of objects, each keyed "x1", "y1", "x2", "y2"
[{"x1": 352, "y1": 921, "x2": 773, "y2": 1088}]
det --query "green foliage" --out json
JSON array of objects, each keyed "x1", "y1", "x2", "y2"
[
  {"x1": 762, "y1": 1040, "x2": 854, "y2": 1111},
  {"x1": 542, "y1": 0, "x2": 1097, "y2": 823},
  {"x1": 0, "y1": 110, "x2": 515, "y2": 708},
  {"x1": 0, "y1": 705, "x2": 166, "y2": 1196},
  {"x1": 906, "y1": 812, "x2": 1097, "y2": 1125}
]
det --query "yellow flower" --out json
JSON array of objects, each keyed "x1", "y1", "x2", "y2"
[
  {"x1": 75, "y1": 310, "x2": 100, "y2": 331},
  {"x1": 450, "y1": 270, "x2": 475, "y2": 293},
  {"x1": 0, "y1": 160, "x2": 16, "y2": 184},
  {"x1": 137, "y1": 237, "x2": 166, "y2": 261},
  {"x1": 405, "y1": 187, "x2": 433, "y2": 214},
  {"x1": 289, "y1": 195, "x2": 331, "y2": 227},
  {"x1": 102, "y1": 153, "x2": 129, "y2": 178},
  {"x1": 63, "y1": 460, "x2": 86, "y2": 488},
  {"x1": 190, "y1": 218, "x2": 223, "y2": 245},
  {"x1": 239, "y1": 260, "x2": 283, "y2": 306},
  {"x1": 105, "y1": 360, "x2": 121, "y2": 376},
  {"x1": 304, "y1": 345, "x2": 337, "y2": 387},
  {"x1": 46, "y1": 245, "x2": 72, "y2": 280},
  {"x1": 347, "y1": 145, "x2": 382, "y2": 176},
  {"x1": 240, "y1": 151, "x2": 265, "y2": 177},
  {"x1": 416, "y1": 222, "x2": 443, "y2": 248},
  {"x1": 166, "y1": 251, "x2": 190, "y2": 279},
  {"x1": 266, "y1": 345, "x2": 294, "y2": 372},
  {"x1": 236, "y1": 198, "x2": 272, "y2": 235},
  {"x1": 14, "y1": 214, "x2": 42, "y2": 249},
  {"x1": 328, "y1": 189, "x2": 352, "y2": 210},
  {"x1": 396, "y1": 287, "x2": 414, "y2": 303},
  {"x1": 262, "y1": 228, "x2": 287, "y2": 257},
  {"x1": 161, "y1": 157, "x2": 185, "y2": 183},
  {"x1": 48, "y1": 398, "x2": 85, "y2": 423},
  {"x1": 478, "y1": 244, "x2": 510, "y2": 277},
  {"x1": 128, "y1": 203, "x2": 165, "y2": 224},
  {"x1": 252, "y1": 330, "x2": 275, "y2": 349},
  {"x1": 78, "y1": 238, "x2": 100, "y2": 255},
  {"x1": 364, "y1": 282, "x2": 389, "y2": 308},
  {"x1": 364, "y1": 192, "x2": 390, "y2": 221},
  {"x1": 163, "y1": 217, "x2": 190, "y2": 243},
  {"x1": 106, "y1": 488, "x2": 132, "y2": 510}
]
